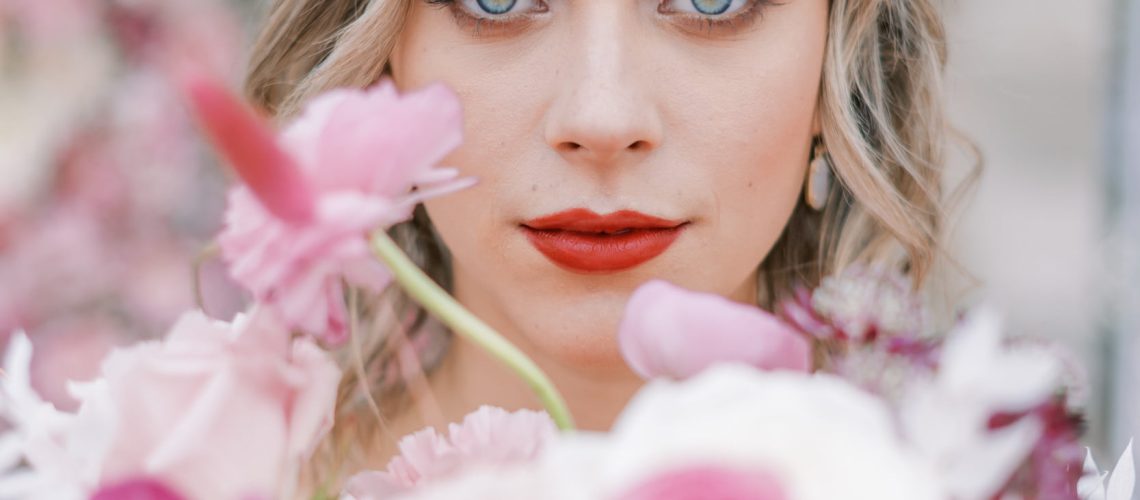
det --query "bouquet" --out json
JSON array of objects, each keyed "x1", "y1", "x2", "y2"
[{"x1": 0, "y1": 4, "x2": 1134, "y2": 499}]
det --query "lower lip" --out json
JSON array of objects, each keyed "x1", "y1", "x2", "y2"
[{"x1": 521, "y1": 226, "x2": 685, "y2": 273}]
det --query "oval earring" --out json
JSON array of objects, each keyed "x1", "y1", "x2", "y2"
[{"x1": 804, "y1": 139, "x2": 833, "y2": 211}]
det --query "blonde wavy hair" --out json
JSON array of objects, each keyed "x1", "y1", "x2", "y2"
[{"x1": 244, "y1": 0, "x2": 969, "y2": 492}]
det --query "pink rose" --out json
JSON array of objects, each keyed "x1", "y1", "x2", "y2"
[{"x1": 94, "y1": 310, "x2": 340, "y2": 500}]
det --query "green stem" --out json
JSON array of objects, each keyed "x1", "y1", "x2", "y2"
[{"x1": 369, "y1": 230, "x2": 576, "y2": 431}]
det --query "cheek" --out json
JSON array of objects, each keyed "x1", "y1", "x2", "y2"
[
  {"x1": 669, "y1": 31, "x2": 824, "y2": 286},
  {"x1": 710, "y1": 85, "x2": 816, "y2": 238},
  {"x1": 390, "y1": 16, "x2": 540, "y2": 270}
]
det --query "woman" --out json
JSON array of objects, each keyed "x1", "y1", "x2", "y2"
[{"x1": 244, "y1": 0, "x2": 952, "y2": 488}]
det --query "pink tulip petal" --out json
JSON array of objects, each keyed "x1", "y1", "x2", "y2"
[
  {"x1": 618, "y1": 465, "x2": 787, "y2": 500},
  {"x1": 183, "y1": 75, "x2": 316, "y2": 224},
  {"x1": 618, "y1": 280, "x2": 812, "y2": 380}
]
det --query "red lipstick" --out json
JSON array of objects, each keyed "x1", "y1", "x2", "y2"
[{"x1": 521, "y1": 209, "x2": 687, "y2": 273}]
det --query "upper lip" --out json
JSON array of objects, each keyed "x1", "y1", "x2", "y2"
[{"x1": 521, "y1": 209, "x2": 686, "y2": 233}]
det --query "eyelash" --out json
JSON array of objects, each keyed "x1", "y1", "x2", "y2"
[
  {"x1": 663, "y1": 0, "x2": 779, "y2": 35},
  {"x1": 423, "y1": 0, "x2": 777, "y2": 38},
  {"x1": 424, "y1": 0, "x2": 544, "y2": 37}
]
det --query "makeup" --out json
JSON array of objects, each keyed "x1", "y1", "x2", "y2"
[{"x1": 521, "y1": 209, "x2": 688, "y2": 273}]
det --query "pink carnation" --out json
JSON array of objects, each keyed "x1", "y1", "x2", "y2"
[
  {"x1": 186, "y1": 76, "x2": 473, "y2": 345},
  {"x1": 218, "y1": 188, "x2": 397, "y2": 344},
  {"x1": 344, "y1": 406, "x2": 557, "y2": 499}
]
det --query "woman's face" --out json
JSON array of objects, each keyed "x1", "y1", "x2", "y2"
[{"x1": 390, "y1": 0, "x2": 828, "y2": 368}]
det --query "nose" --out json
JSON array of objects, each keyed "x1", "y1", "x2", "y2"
[{"x1": 543, "y1": 6, "x2": 663, "y2": 169}]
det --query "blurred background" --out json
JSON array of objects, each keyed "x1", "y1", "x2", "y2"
[
  {"x1": 0, "y1": 0, "x2": 1136, "y2": 466},
  {"x1": 942, "y1": 0, "x2": 1138, "y2": 459}
]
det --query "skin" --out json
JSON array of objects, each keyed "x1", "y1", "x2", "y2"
[{"x1": 383, "y1": 0, "x2": 828, "y2": 458}]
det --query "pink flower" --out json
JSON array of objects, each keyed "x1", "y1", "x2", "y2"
[
  {"x1": 91, "y1": 477, "x2": 187, "y2": 500},
  {"x1": 344, "y1": 406, "x2": 557, "y2": 498},
  {"x1": 618, "y1": 280, "x2": 811, "y2": 380},
  {"x1": 29, "y1": 314, "x2": 121, "y2": 412},
  {"x1": 185, "y1": 77, "x2": 473, "y2": 345},
  {"x1": 617, "y1": 465, "x2": 786, "y2": 500},
  {"x1": 0, "y1": 0, "x2": 101, "y2": 45},
  {"x1": 792, "y1": 265, "x2": 926, "y2": 342},
  {"x1": 185, "y1": 76, "x2": 317, "y2": 223},
  {"x1": 93, "y1": 310, "x2": 340, "y2": 500}
]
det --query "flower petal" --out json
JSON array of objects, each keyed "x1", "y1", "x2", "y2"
[
  {"x1": 90, "y1": 477, "x2": 187, "y2": 500},
  {"x1": 183, "y1": 75, "x2": 316, "y2": 224},
  {"x1": 1107, "y1": 440, "x2": 1135, "y2": 500},
  {"x1": 312, "y1": 80, "x2": 464, "y2": 197},
  {"x1": 617, "y1": 465, "x2": 786, "y2": 500},
  {"x1": 618, "y1": 280, "x2": 811, "y2": 380}
]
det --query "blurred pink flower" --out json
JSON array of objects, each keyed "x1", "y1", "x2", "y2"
[
  {"x1": 29, "y1": 315, "x2": 121, "y2": 412},
  {"x1": 785, "y1": 265, "x2": 926, "y2": 342},
  {"x1": 617, "y1": 465, "x2": 786, "y2": 500},
  {"x1": 899, "y1": 309, "x2": 1066, "y2": 499},
  {"x1": 84, "y1": 310, "x2": 338, "y2": 500},
  {"x1": 344, "y1": 406, "x2": 557, "y2": 499},
  {"x1": 278, "y1": 83, "x2": 466, "y2": 200},
  {"x1": 105, "y1": 0, "x2": 242, "y2": 78},
  {"x1": 0, "y1": 208, "x2": 121, "y2": 331},
  {"x1": 90, "y1": 477, "x2": 187, "y2": 500},
  {"x1": 187, "y1": 77, "x2": 473, "y2": 346},
  {"x1": 0, "y1": 0, "x2": 101, "y2": 45},
  {"x1": 618, "y1": 280, "x2": 811, "y2": 380}
]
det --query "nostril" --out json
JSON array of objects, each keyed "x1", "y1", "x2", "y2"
[{"x1": 629, "y1": 140, "x2": 648, "y2": 151}]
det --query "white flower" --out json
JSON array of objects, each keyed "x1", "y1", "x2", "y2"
[
  {"x1": 598, "y1": 364, "x2": 944, "y2": 500},
  {"x1": 1081, "y1": 440, "x2": 1135, "y2": 500},
  {"x1": 0, "y1": 331, "x2": 110, "y2": 500},
  {"x1": 900, "y1": 308, "x2": 1062, "y2": 499}
]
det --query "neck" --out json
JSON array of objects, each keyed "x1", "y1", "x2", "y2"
[
  {"x1": 414, "y1": 285, "x2": 645, "y2": 433},
  {"x1": 411, "y1": 271, "x2": 761, "y2": 433},
  {"x1": 429, "y1": 328, "x2": 645, "y2": 431}
]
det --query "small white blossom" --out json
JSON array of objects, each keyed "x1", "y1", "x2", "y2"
[
  {"x1": 1081, "y1": 440, "x2": 1135, "y2": 500},
  {"x1": 901, "y1": 309, "x2": 1062, "y2": 499}
]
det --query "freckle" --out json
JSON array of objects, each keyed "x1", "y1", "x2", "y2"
[
  {"x1": 748, "y1": 181, "x2": 754, "y2": 188},
  {"x1": 532, "y1": 184, "x2": 538, "y2": 192}
]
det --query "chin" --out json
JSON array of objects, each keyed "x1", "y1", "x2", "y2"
[{"x1": 516, "y1": 290, "x2": 635, "y2": 368}]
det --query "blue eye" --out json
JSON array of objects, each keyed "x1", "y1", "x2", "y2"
[
  {"x1": 475, "y1": 0, "x2": 517, "y2": 14},
  {"x1": 691, "y1": 0, "x2": 731, "y2": 15},
  {"x1": 666, "y1": 0, "x2": 751, "y2": 17}
]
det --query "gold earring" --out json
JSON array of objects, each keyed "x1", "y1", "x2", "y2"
[{"x1": 804, "y1": 139, "x2": 832, "y2": 211}]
